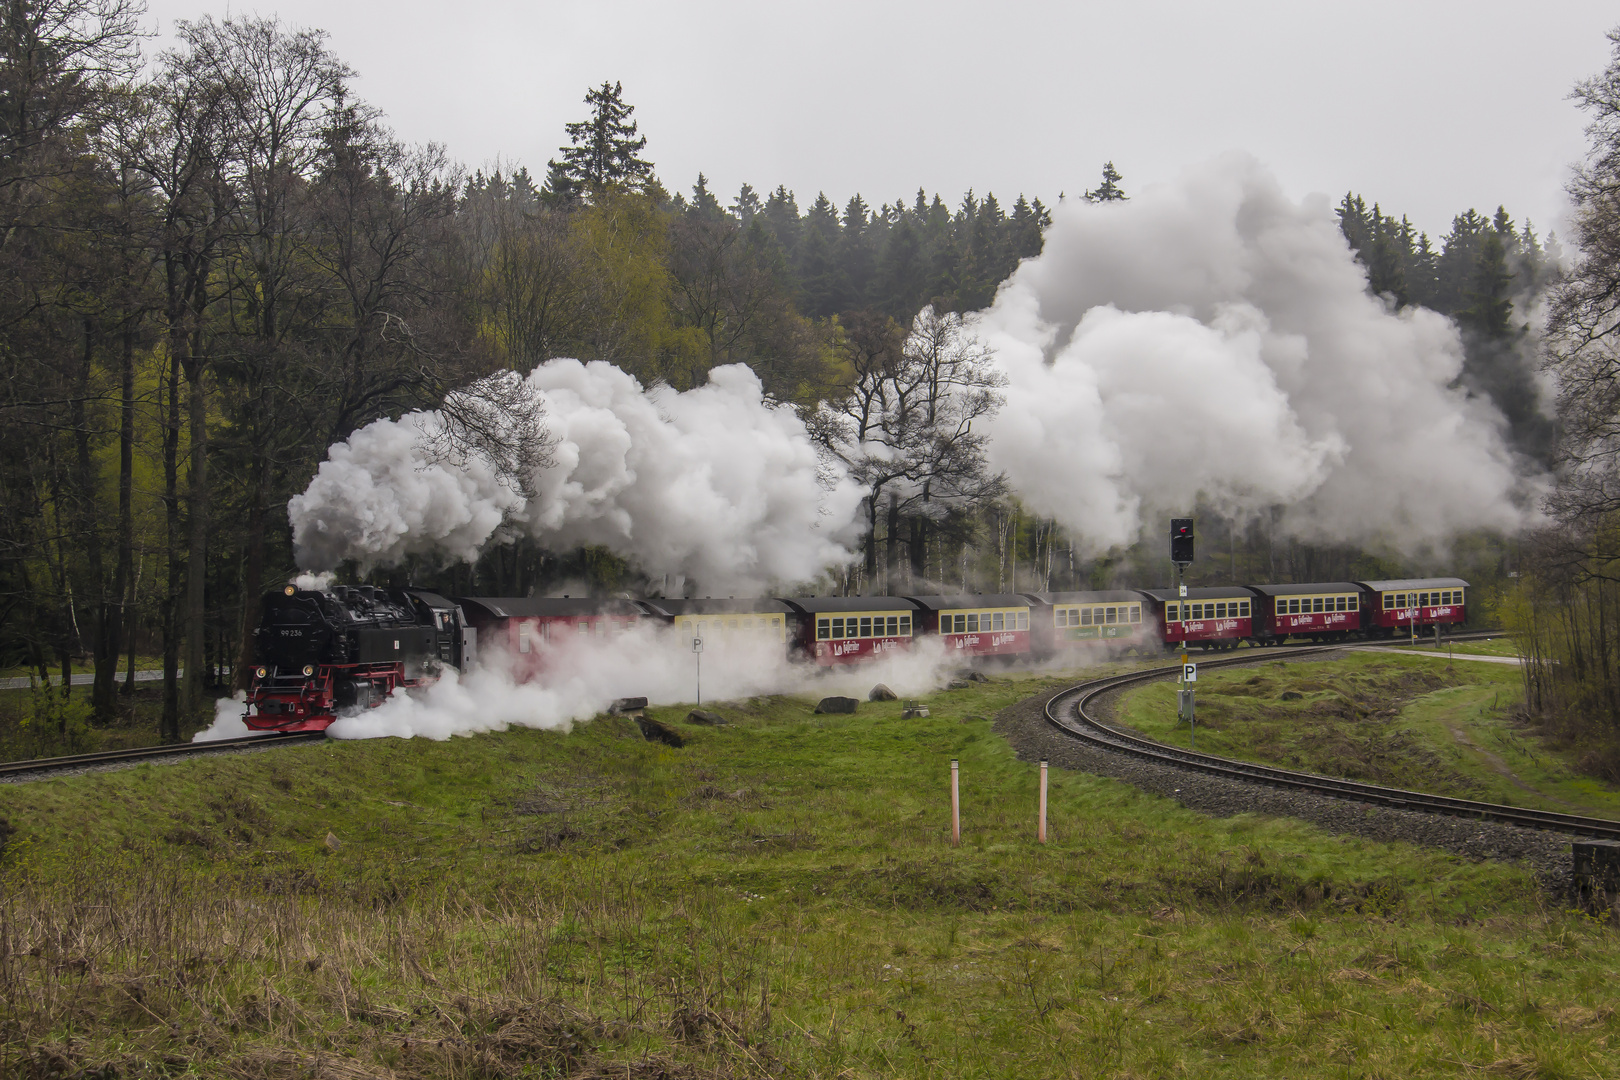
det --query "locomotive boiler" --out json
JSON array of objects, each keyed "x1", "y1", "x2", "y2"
[{"x1": 245, "y1": 584, "x2": 475, "y2": 732}]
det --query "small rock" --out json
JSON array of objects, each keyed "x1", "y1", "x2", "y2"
[
  {"x1": 963, "y1": 671, "x2": 989, "y2": 683},
  {"x1": 1279, "y1": 691, "x2": 1304, "y2": 701},
  {"x1": 947, "y1": 679, "x2": 971, "y2": 690},
  {"x1": 634, "y1": 715, "x2": 686, "y2": 747},
  {"x1": 902, "y1": 706, "x2": 930, "y2": 719},
  {"x1": 324, "y1": 832, "x2": 342, "y2": 851},
  {"x1": 869, "y1": 683, "x2": 898, "y2": 702},
  {"x1": 815, "y1": 696, "x2": 860, "y2": 714},
  {"x1": 609, "y1": 696, "x2": 649, "y2": 715},
  {"x1": 686, "y1": 709, "x2": 728, "y2": 726}
]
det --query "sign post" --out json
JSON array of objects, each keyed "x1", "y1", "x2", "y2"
[
  {"x1": 1038, "y1": 759, "x2": 1048, "y2": 844},
  {"x1": 1170, "y1": 518, "x2": 1195, "y2": 748},
  {"x1": 692, "y1": 637, "x2": 703, "y2": 706}
]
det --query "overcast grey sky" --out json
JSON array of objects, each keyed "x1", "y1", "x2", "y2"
[{"x1": 142, "y1": 0, "x2": 1615, "y2": 240}]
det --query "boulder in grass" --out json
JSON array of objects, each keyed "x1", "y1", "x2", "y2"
[
  {"x1": 686, "y1": 709, "x2": 728, "y2": 726},
  {"x1": 610, "y1": 696, "x2": 649, "y2": 715},
  {"x1": 962, "y1": 670, "x2": 989, "y2": 683},
  {"x1": 868, "y1": 683, "x2": 898, "y2": 702},
  {"x1": 634, "y1": 715, "x2": 685, "y2": 747},
  {"x1": 814, "y1": 696, "x2": 859, "y2": 715},
  {"x1": 946, "y1": 679, "x2": 971, "y2": 690}
]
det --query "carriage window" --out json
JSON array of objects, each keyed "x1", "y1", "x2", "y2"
[
  {"x1": 900, "y1": 616, "x2": 912, "y2": 635},
  {"x1": 1055, "y1": 609, "x2": 1068, "y2": 627},
  {"x1": 816, "y1": 619, "x2": 829, "y2": 640},
  {"x1": 1214, "y1": 602, "x2": 1226, "y2": 618},
  {"x1": 1383, "y1": 594, "x2": 1394, "y2": 609},
  {"x1": 1455, "y1": 590, "x2": 1464, "y2": 605},
  {"x1": 1239, "y1": 601, "x2": 1250, "y2": 617},
  {"x1": 1287, "y1": 599, "x2": 1299, "y2": 614},
  {"x1": 831, "y1": 618, "x2": 845, "y2": 638},
  {"x1": 990, "y1": 612, "x2": 1002, "y2": 631},
  {"x1": 1081, "y1": 608, "x2": 1093, "y2": 626},
  {"x1": 1130, "y1": 605, "x2": 1142, "y2": 622},
  {"x1": 885, "y1": 617, "x2": 897, "y2": 635},
  {"x1": 855, "y1": 617, "x2": 868, "y2": 637},
  {"x1": 1017, "y1": 612, "x2": 1028, "y2": 629},
  {"x1": 1275, "y1": 599, "x2": 1286, "y2": 615},
  {"x1": 773, "y1": 617, "x2": 782, "y2": 628},
  {"x1": 519, "y1": 624, "x2": 535, "y2": 654},
  {"x1": 966, "y1": 614, "x2": 979, "y2": 632}
]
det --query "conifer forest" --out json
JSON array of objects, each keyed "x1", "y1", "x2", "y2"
[{"x1": 6, "y1": 2, "x2": 1620, "y2": 767}]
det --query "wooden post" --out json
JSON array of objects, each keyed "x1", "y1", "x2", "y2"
[
  {"x1": 950, "y1": 759, "x2": 960, "y2": 846},
  {"x1": 1038, "y1": 759, "x2": 1048, "y2": 844}
]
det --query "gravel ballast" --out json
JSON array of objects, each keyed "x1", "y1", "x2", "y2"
[{"x1": 994, "y1": 662, "x2": 1577, "y2": 894}]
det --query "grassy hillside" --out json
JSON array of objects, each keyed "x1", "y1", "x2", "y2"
[
  {"x1": 1117, "y1": 652, "x2": 1620, "y2": 819},
  {"x1": 0, "y1": 665, "x2": 1615, "y2": 1078}
]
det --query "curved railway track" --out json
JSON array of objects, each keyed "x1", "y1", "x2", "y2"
[
  {"x1": 0, "y1": 731, "x2": 327, "y2": 781},
  {"x1": 1044, "y1": 644, "x2": 1620, "y2": 841}
]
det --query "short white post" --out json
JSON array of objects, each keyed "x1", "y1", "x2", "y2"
[
  {"x1": 1038, "y1": 759, "x2": 1048, "y2": 844},
  {"x1": 950, "y1": 759, "x2": 960, "y2": 847}
]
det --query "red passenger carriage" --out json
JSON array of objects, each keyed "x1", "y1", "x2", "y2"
[
  {"x1": 906, "y1": 595, "x2": 1033, "y2": 660},
  {"x1": 455, "y1": 597, "x2": 645, "y2": 675},
  {"x1": 1138, "y1": 586, "x2": 1254, "y2": 650},
  {"x1": 1356, "y1": 578, "x2": 1468, "y2": 638},
  {"x1": 1022, "y1": 590, "x2": 1149, "y2": 657},
  {"x1": 780, "y1": 596, "x2": 916, "y2": 666},
  {"x1": 1247, "y1": 582, "x2": 1364, "y2": 645}
]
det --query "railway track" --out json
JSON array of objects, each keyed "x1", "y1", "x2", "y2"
[
  {"x1": 0, "y1": 731, "x2": 327, "y2": 780},
  {"x1": 1044, "y1": 643, "x2": 1620, "y2": 841}
]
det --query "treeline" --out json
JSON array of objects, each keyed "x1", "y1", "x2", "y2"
[
  {"x1": 1508, "y1": 28, "x2": 1620, "y2": 777},
  {"x1": 1336, "y1": 195, "x2": 1559, "y2": 461},
  {"x1": 0, "y1": 6, "x2": 1079, "y2": 739}
]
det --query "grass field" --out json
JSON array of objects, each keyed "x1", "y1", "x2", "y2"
[
  {"x1": 1117, "y1": 652, "x2": 1620, "y2": 820},
  {"x1": 0, "y1": 665, "x2": 1616, "y2": 1078}
]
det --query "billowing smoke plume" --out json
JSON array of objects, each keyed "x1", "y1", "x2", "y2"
[
  {"x1": 975, "y1": 153, "x2": 1542, "y2": 553},
  {"x1": 195, "y1": 624, "x2": 957, "y2": 742},
  {"x1": 290, "y1": 361, "x2": 864, "y2": 590}
]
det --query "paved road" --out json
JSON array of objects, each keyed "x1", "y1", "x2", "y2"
[{"x1": 0, "y1": 669, "x2": 180, "y2": 690}]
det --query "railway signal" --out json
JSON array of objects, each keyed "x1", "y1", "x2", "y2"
[
  {"x1": 1171, "y1": 518, "x2": 1196, "y2": 747},
  {"x1": 1170, "y1": 518, "x2": 1195, "y2": 566}
]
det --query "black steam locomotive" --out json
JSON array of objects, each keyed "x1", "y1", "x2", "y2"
[{"x1": 246, "y1": 584, "x2": 475, "y2": 731}]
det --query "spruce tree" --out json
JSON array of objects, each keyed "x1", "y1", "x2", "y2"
[
  {"x1": 1085, "y1": 161, "x2": 1127, "y2": 202},
  {"x1": 557, "y1": 80, "x2": 655, "y2": 193}
]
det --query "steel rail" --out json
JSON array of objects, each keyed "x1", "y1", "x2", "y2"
[
  {"x1": 1042, "y1": 647, "x2": 1620, "y2": 840},
  {"x1": 0, "y1": 731, "x2": 328, "y2": 778}
]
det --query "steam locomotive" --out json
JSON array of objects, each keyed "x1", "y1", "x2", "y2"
[
  {"x1": 244, "y1": 575, "x2": 1469, "y2": 734},
  {"x1": 246, "y1": 584, "x2": 475, "y2": 732}
]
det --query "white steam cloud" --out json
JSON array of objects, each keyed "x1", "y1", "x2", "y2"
[
  {"x1": 290, "y1": 361, "x2": 863, "y2": 590},
  {"x1": 193, "y1": 625, "x2": 960, "y2": 743},
  {"x1": 976, "y1": 153, "x2": 1541, "y2": 553}
]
